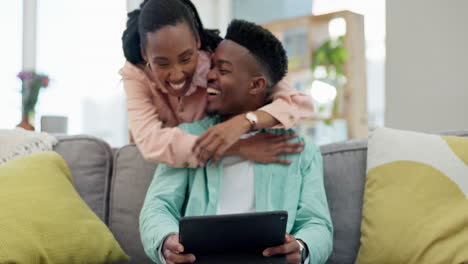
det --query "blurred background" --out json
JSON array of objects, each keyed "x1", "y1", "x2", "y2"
[{"x1": 1, "y1": 0, "x2": 467, "y2": 147}]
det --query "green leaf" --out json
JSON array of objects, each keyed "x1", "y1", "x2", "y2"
[{"x1": 311, "y1": 37, "x2": 348, "y2": 78}]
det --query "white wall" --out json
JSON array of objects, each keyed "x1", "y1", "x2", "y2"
[
  {"x1": 192, "y1": 0, "x2": 231, "y2": 36},
  {"x1": 126, "y1": 0, "x2": 231, "y2": 34},
  {"x1": 386, "y1": 0, "x2": 468, "y2": 132},
  {"x1": 127, "y1": 0, "x2": 143, "y2": 12}
]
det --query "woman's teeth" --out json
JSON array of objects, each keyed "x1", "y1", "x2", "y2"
[
  {"x1": 207, "y1": 88, "x2": 221, "y2": 95},
  {"x1": 169, "y1": 81, "x2": 186, "y2": 90}
]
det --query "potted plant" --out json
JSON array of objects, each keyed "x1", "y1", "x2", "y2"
[{"x1": 311, "y1": 35, "x2": 348, "y2": 123}]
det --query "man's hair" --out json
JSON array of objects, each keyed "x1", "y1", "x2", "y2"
[{"x1": 225, "y1": 19, "x2": 288, "y2": 88}]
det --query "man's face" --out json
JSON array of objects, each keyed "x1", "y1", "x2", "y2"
[{"x1": 205, "y1": 40, "x2": 257, "y2": 116}]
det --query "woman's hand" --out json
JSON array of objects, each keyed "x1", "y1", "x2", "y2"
[
  {"x1": 237, "y1": 132, "x2": 304, "y2": 165},
  {"x1": 192, "y1": 115, "x2": 250, "y2": 166},
  {"x1": 192, "y1": 111, "x2": 303, "y2": 166}
]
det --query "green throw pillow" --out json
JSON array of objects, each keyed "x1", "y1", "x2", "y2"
[
  {"x1": 356, "y1": 127, "x2": 468, "y2": 264},
  {"x1": 0, "y1": 151, "x2": 129, "y2": 263}
]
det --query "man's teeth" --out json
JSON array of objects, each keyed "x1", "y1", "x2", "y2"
[
  {"x1": 169, "y1": 81, "x2": 185, "y2": 90},
  {"x1": 207, "y1": 88, "x2": 221, "y2": 95}
]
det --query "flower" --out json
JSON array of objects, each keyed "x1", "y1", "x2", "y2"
[
  {"x1": 17, "y1": 71, "x2": 50, "y2": 115},
  {"x1": 41, "y1": 77, "x2": 50, "y2": 87},
  {"x1": 17, "y1": 71, "x2": 33, "y2": 81}
]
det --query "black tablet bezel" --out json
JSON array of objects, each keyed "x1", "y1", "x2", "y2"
[{"x1": 179, "y1": 211, "x2": 288, "y2": 255}]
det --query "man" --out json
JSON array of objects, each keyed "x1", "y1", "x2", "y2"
[{"x1": 140, "y1": 19, "x2": 333, "y2": 264}]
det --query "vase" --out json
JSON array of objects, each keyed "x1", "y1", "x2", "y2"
[
  {"x1": 17, "y1": 111, "x2": 35, "y2": 131},
  {"x1": 40, "y1": 115, "x2": 68, "y2": 134}
]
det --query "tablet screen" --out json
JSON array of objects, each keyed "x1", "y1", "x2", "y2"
[{"x1": 179, "y1": 211, "x2": 288, "y2": 255}]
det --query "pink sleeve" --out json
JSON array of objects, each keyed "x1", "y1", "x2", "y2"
[
  {"x1": 259, "y1": 80, "x2": 314, "y2": 129},
  {"x1": 124, "y1": 79, "x2": 199, "y2": 168}
]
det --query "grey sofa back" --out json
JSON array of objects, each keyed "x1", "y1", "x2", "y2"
[
  {"x1": 321, "y1": 139, "x2": 367, "y2": 264},
  {"x1": 54, "y1": 135, "x2": 113, "y2": 223},
  {"x1": 109, "y1": 145, "x2": 157, "y2": 264},
  {"x1": 107, "y1": 141, "x2": 369, "y2": 264},
  {"x1": 54, "y1": 130, "x2": 468, "y2": 264}
]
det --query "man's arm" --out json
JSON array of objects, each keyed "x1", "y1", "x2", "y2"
[
  {"x1": 292, "y1": 145, "x2": 334, "y2": 264},
  {"x1": 139, "y1": 164, "x2": 189, "y2": 263}
]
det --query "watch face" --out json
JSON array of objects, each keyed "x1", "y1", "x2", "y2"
[
  {"x1": 246, "y1": 112, "x2": 257, "y2": 123},
  {"x1": 298, "y1": 240, "x2": 306, "y2": 261},
  {"x1": 301, "y1": 247, "x2": 307, "y2": 261}
]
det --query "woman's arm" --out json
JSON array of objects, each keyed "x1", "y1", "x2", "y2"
[
  {"x1": 257, "y1": 80, "x2": 314, "y2": 129},
  {"x1": 193, "y1": 80, "x2": 314, "y2": 165},
  {"x1": 124, "y1": 78, "x2": 199, "y2": 168},
  {"x1": 226, "y1": 132, "x2": 304, "y2": 165}
]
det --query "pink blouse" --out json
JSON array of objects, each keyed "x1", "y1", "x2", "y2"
[{"x1": 119, "y1": 51, "x2": 313, "y2": 168}]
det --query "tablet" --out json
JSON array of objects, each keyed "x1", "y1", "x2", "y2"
[{"x1": 179, "y1": 211, "x2": 288, "y2": 255}]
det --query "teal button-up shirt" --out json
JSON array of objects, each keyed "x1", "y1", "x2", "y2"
[{"x1": 140, "y1": 116, "x2": 333, "y2": 264}]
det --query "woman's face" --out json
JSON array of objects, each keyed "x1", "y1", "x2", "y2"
[{"x1": 143, "y1": 22, "x2": 200, "y2": 97}]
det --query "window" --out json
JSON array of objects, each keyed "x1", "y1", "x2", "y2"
[
  {"x1": 0, "y1": 1, "x2": 23, "y2": 129},
  {"x1": 35, "y1": 0, "x2": 128, "y2": 146}
]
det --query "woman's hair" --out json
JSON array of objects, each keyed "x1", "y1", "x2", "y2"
[{"x1": 121, "y1": 0, "x2": 222, "y2": 65}]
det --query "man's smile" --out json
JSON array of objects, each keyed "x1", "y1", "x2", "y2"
[
  {"x1": 207, "y1": 82, "x2": 222, "y2": 102},
  {"x1": 206, "y1": 87, "x2": 221, "y2": 95}
]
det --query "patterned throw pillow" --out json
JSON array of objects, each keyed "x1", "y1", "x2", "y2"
[
  {"x1": 0, "y1": 151, "x2": 129, "y2": 263},
  {"x1": 0, "y1": 128, "x2": 57, "y2": 165},
  {"x1": 356, "y1": 127, "x2": 468, "y2": 264}
]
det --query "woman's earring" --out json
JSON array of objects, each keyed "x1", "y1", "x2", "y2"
[{"x1": 146, "y1": 62, "x2": 150, "y2": 68}]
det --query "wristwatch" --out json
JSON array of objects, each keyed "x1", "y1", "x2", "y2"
[
  {"x1": 297, "y1": 240, "x2": 308, "y2": 263},
  {"x1": 245, "y1": 111, "x2": 258, "y2": 131}
]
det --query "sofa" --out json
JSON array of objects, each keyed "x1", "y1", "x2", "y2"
[{"x1": 52, "y1": 130, "x2": 468, "y2": 264}]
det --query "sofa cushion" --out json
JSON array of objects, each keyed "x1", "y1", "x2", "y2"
[
  {"x1": 356, "y1": 128, "x2": 468, "y2": 264},
  {"x1": 0, "y1": 151, "x2": 129, "y2": 263},
  {"x1": 109, "y1": 144, "x2": 157, "y2": 264},
  {"x1": 320, "y1": 139, "x2": 368, "y2": 264},
  {"x1": 54, "y1": 135, "x2": 113, "y2": 223},
  {"x1": 320, "y1": 130, "x2": 468, "y2": 264},
  {"x1": 0, "y1": 128, "x2": 57, "y2": 165}
]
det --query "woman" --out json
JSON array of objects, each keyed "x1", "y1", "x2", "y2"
[{"x1": 120, "y1": 0, "x2": 314, "y2": 168}]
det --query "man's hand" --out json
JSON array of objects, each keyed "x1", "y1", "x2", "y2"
[
  {"x1": 192, "y1": 115, "x2": 250, "y2": 166},
  {"x1": 238, "y1": 133, "x2": 304, "y2": 164},
  {"x1": 162, "y1": 234, "x2": 196, "y2": 264},
  {"x1": 263, "y1": 233, "x2": 303, "y2": 264}
]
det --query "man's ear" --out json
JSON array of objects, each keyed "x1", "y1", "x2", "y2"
[{"x1": 249, "y1": 76, "x2": 268, "y2": 95}]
